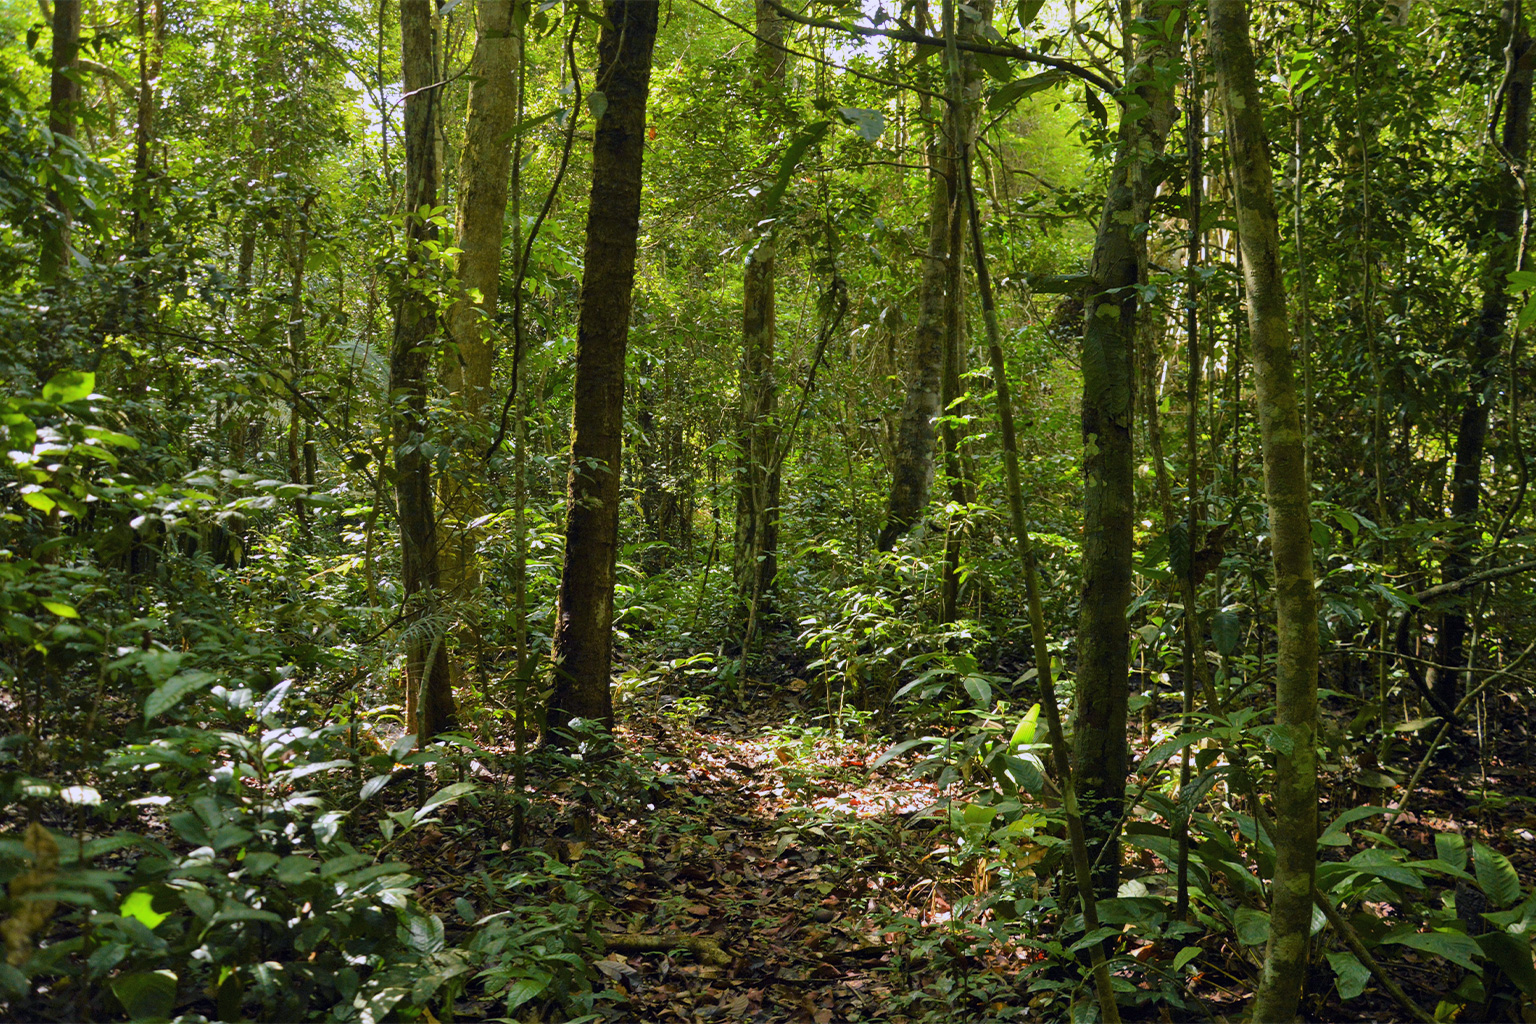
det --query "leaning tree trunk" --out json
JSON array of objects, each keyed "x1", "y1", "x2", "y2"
[
  {"x1": 546, "y1": 0, "x2": 659, "y2": 741},
  {"x1": 390, "y1": 0, "x2": 458, "y2": 741},
  {"x1": 1433, "y1": 0, "x2": 1531, "y2": 710},
  {"x1": 1211, "y1": 2, "x2": 1320, "y2": 1019},
  {"x1": 440, "y1": 0, "x2": 522, "y2": 602},
  {"x1": 1073, "y1": 0, "x2": 1183, "y2": 901},
  {"x1": 734, "y1": 0, "x2": 787, "y2": 632}
]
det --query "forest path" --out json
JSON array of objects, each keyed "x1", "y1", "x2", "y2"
[{"x1": 549, "y1": 684, "x2": 1026, "y2": 1023}]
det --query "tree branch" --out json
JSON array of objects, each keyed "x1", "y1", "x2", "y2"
[{"x1": 764, "y1": 0, "x2": 1121, "y2": 96}]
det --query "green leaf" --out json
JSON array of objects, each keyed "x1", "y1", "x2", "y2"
[
  {"x1": 763, "y1": 121, "x2": 830, "y2": 216},
  {"x1": 963, "y1": 674, "x2": 993, "y2": 707},
  {"x1": 987, "y1": 70, "x2": 1068, "y2": 112},
  {"x1": 42, "y1": 370, "x2": 94, "y2": 404},
  {"x1": 40, "y1": 600, "x2": 78, "y2": 618},
  {"x1": 586, "y1": 89, "x2": 607, "y2": 123},
  {"x1": 1211, "y1": 610, "x2": 1241, "y2": 655},
  {"x1": 1328, "y1": 950, "x2": 1371, "y2": 1000},
  {"x1": 1434, "y1": 833, "x2": 1467, "y2": 872},
  {"x1": 1009, "y1": 703, "x2": 1042, "y2": 749},
  {"x1": 111, "y1": 969, "x2": 177, "y2": 1021},
  {"x1": 401, "y1": 912, "x2": 445, "y2": 954},
  {"x1": 1474, "y1": 842, "x2": 1522, "y2": 907},
  {"x1": 1016, "y1": 0, "x2": 1045, "y2": 29},
  {"x1": 1235, "y1": 906, "x2": 1270, "y2": 945},
  {"x1": 1477, "y1": 931, "x2": 1536, "y2": 996},
  {"x1": 1508, "y1": 269, "x2": 1536, "y2": 293},
  {"x1": 837, "y1": 106, "x2": 884, "y2": 142},
  {"x1": 1518, "y1": 296, "x2": 1536, "y2": 333},
  {"x1": 1173, "y1": 945, "x2": 1201, "y2": 970},
  {"x1": 1383, "y1": 925, "x2": 1483, "y2": 971},
  {"x1": 144, "y1": 669, "x2": 218, "y2": 720},
  {"x1": 120, "y1": 889, "x2": 170, "y2": 930},
  {"x1": 416, "y1": 781, "x2": 477, "y2": 821}
]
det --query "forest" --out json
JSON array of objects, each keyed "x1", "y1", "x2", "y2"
[{"x1": 2, "y1": 0, "x2": 1535, "y2": 1020}]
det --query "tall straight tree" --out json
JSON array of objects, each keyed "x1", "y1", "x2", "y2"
[
  {"x1": 546, "y1": 0, "x2": 659, "y2": 740},
  {"x1": 877, "y1": 0, "x2": 975, "y2": 552},
  {"x1": 40, "y1": 0, "x2": 80, "y2": 290},
  {"x1": 1211, "y1": 1, "x2": 1320, "y2": 1018},
  {"x1": 1074, "y1": 0, "x2": 1183, "y2": 898},
  {"x1": 391, "y1": 0, "x2": 458, "y2": 740},
  {"x1": 1432, "y1": 0, "x2": 1531, "y2": 710},
  {"x1": 439, "y1": 0, "x2": 523, "y2": 654},
  {"x1": 735, "y1": 0, "x2": 787, "y2": 632}
]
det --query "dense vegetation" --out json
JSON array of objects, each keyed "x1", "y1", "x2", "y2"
[{"x1": 2, "y1": 0, "x2": 1535, "y2": 1021}]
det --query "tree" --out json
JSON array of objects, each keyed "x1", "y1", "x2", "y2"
[
  {"x1": 877, "y1": 0, "x2": 961, "y2": 554},
  {"x1": 39, "y1": 0, "x2": 80, "y2": 293},
  {"x1": 546, "y1": 0, "x2": 659, "y2": 741},
  {"x1": 734, "y1": 0, "x2": 788, "y2": 636},
  {"x1": 1072, "y1": 0, "x2": 1183, "y2": 899},
  {"x1": 1432, "y1": 0, "x2": 1531, "y2": 710},
  {"x1": 439, "y1": 0, "x2": 524, "y2": 673},
  {"x1": 391, "y1": 0, "x2": 458, "y2": 740},
  {"x1": 1210, "y1": 1, "x2": 1320, "y2": 1016}
]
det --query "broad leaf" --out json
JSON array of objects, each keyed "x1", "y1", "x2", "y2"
[
  {"x1": 42, "y1": 369, "x2": 93, "y2": 404},
  {"x1": 144, "y1": 669, "x2": 218, "y2": 720},
  {"x1": 1234, "y1": 906, "x2": 1270, "y2": 946},
  {"x1": 1383, "y1": 926, "x2": 1483, "y2": 971},
  {"x1": 111, "y1": 970, "x2": 177, "y2": 1020},
  {"x1": 1327, "y1": 950, "x2": 1370, "y2": 1000},
  {"x1": 1474, "y1": 842, "x2": 1522, "y2": 907}
]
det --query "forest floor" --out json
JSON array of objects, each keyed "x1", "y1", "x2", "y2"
[{"x1": 400, "y1": 658, "x2": 1536, "y2": 1024}]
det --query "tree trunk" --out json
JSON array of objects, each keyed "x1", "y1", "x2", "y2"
[
  {"x1": 40, "y1": 0, "x2": 80, "y2": 290},
  {"x1": 1433, "y1": 0, "x2": 1531, "y2": 710},
  {"x1": 735, "y1": 0, "x2": 787, "y2": 629},
  {"x1": 391, "y1": 0, "x2": 458, "y2": 742},
  {"x1": 546, "y1": 0, "x2": 659, "y2": 741},
  {"x1": 1210, "y1": 2, "x2": 1320, "y2": 1018},
  {"x1": 878, "y1": 0, "x2": 952, "y2": 553},
  {"x1": 440, "y1": 0, "x2": 523, "y2": 611},
  {"x1": 1073, "y1": 0, "x2": 1183, "y2": 901}
]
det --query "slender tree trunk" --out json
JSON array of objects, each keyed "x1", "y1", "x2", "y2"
[
  {"x1": 1210, "y1": 3, "x2": 1320, "y2": 1018},
  {"x1": 41, "y1": 0, "x2": 80, "y2": 290},
  {"x1": 546, "y1": 0, "x2": 659, "y2": 741},
  {"x1": 1074, "y1": 0, "x2": 1183, "y2": 900},
  {"x1": 937, "y1": 0, "x2": 990, "y2": 623},
  {"x1": 963, "y1": 148, "x2": 1122, "y2": 1024},
  {"x1": 878, "y1": 0, "x2": 951, "y2": 552},
  {"x1": 1433, "y1": 0, "x2": 1531, "y2": 710},
  {"x1": 735, "y1": 0, "x2": 787, "y2": 630},
  {"x1": 391, "y1": 0, "x2": 458, "y2": 741},
  {"x1": 440, "y1": 0, "x2": 523, "y2": 613}
]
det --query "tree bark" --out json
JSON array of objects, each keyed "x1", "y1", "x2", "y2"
[
  {"x1": 1210, "y1": 2, "x2": 1320, "y2": 1019},
  {"x1": 1073, "y1": 0, "x2": 1183, "y2": 901},
  {"x1": 40, "y1": 0, "x2": 80, "y2": 288},
  {"x1": 735, "y1": 0, "x2": 787, "y2": 629},
  {"x1": 1433, "y1": 0, "x2": 1531, "y2": 710},
  {"x1": 546, "y1": 0, "x2": 659, "y2": 741},
  {"x1": 440, "y1": 0, "x2": 523, "y2": 609},
  {"x1": 878, "y1": 0, "x2": 953, "y2": 553},
  {"x1": 391, "y1": 0, "x2": 458, "y2": 741}
]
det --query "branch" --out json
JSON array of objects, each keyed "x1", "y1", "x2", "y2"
[
  {"x1": 1411, "y1": 557, "x2": 1536, "y2": 603},
  {"x1": 764, "y1": 0, "x2": 1121, "y2": 96},
  {"x1": 598, "y1": 932, "x2": 731, "y2": 966},
  {"x1": 685, "y1": 0, "x2": 946, "y2": 104}
]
